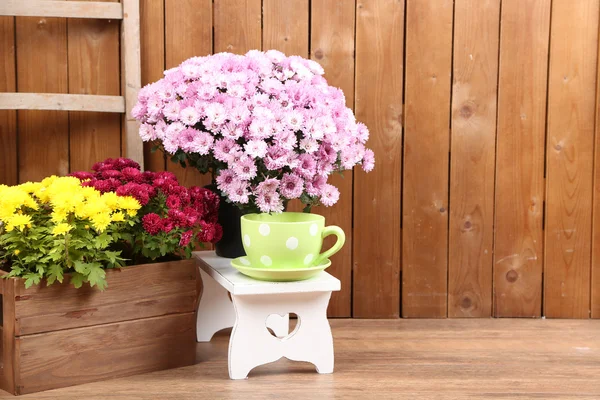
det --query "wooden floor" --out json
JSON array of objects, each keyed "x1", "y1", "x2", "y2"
[{"x1": 2, "y1": 319, "x2": 599, "y2": 399}]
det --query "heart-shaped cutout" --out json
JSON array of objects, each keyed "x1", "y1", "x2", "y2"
[{"x1": 266, "y1": 313, "x2": 300, "y2": 340}]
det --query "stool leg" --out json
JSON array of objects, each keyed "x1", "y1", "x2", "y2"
[
  {"x1": 228, "y1": 292, "x2": 334, "y2": 379},
  {"x1": 228, "y1": 295, "x2": 283, "y2": 379},
  {"x1": 283, "y1": 291, "x2": 334, "y2": 374},
  {"x1": 196, "y1": 268, "x2": 236, "y2": 342}
]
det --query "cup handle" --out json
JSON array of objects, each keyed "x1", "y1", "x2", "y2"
[{"x1": 314, "y1": 226, "x2": 346, "y2": 266}]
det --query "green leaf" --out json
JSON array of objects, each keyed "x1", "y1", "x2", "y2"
[
  {"x1": 73, "y1": 260, "x2": 89, "y2": 274},
  {"x1": 70, "y1": 272, "x2": 86, "y2": 289},
  {"x1": 87, "y1": 264, "x2": 107, "y2": 291},
  {"x1": 104, "y1": 251, "x2": 121, "y2": 264},
  {"x1": 24, "y1": 273, "x2": 41, "y2": 289},
  {"x1": 47, "y1": 264, "x2": 64, "y2": 285},
  {"x1": 94, "y1": 232, "x2": 112, "y2": 249}
]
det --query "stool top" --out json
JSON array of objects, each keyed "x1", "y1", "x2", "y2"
[{"x1": 193, "y1": 251, "x2": 341, "y2": 295}]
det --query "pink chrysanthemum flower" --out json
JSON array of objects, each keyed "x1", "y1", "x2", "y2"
[
  {"x1": 134, "y1": 50, "x2": 375, "y2": 213},
  {"x1": 279, "y1": 173, "x2": 303, "y2": 199}
]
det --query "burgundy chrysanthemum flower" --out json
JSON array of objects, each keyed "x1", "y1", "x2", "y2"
[
  {"x1": 142, "y1": 213, "x2": 162, "y2": 235},
  {"x1": 122, "y1": 167, "x2": 144, "y2": 183},
  {"x1": 70, "y1": 171, "x2": 95, "y2": 180},
  {"x1": 161, "y1": 218, "x2": 175, "y2": 233},
  {"x1": 179, "y1": 230, "x2": 194, "y2": 247},
  {"x1": 166, "y1": 195, "x2": 181, "y2": 210},
  {"x1": 101, "y1": 169, "x2": 123, "y2": 180}
]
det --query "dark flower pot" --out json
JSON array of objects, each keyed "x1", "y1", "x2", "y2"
[{"x1": 214, "y1": 199, "x2": 247, "y2": 259}]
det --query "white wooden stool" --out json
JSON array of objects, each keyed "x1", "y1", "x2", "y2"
[{"x1": 193, "y1": 251, "x2": 341, "y2": 379}]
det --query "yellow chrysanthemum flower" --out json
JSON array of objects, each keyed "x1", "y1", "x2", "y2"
[
  {"x1": 5, "y1": 214, "x2": 32, "y2": 232},
  {"x1": 102, "y1": 192, "x2": 121, "y2": 211},
  {"x1": 91, "y1": 212, "x2": 112, "y2": 233},
  {"x1": 51, "y1": 223, "x2": 73, "y2": 236},
  {"x1": 50, "y1": 210, "x2": 68, "y2": 223},
  {"x1": 17, "y1": 181, "x2": 42, "y2": 194},
  {"x1": 111, "y1": 211, "x2": 125, "y2": 222},
  {"x1": 117, "y1": 196, "x2": 141, "y2": 217}
]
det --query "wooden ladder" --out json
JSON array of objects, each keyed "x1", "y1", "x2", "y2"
[{"x1": 0, "y1": 0, "x2": 143, "y2": 166}]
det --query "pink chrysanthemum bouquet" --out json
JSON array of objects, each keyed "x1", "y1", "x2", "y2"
[{"x1": 133, "y1": 50, "x2": 374, "y2": 214}]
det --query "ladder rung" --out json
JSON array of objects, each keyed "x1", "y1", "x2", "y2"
[
  {"x1": 0, "y1": 93, "x2": 125, "y2": 113},
  {"x1": 0, "y1": 0, "x2": 123, "y2": 20}
]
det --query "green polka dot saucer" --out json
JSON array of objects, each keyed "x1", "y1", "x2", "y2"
[{"x1": 231, "y1": 257, "x2": 332, "y2": 281}]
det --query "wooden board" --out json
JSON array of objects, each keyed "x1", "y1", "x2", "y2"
[
  {"x1": 402, "y1": 0, "x2": 453, "y2": 318},
  {"x1": 213, "y1": 0, "x2": 261, "y2": 54},
  {"x1": 307, "y1": 0, "x2": 354, "y2": 318},
  {"x1": 0, "y1": 16, "x2": 17, "y2": 185},
  {"x1": 494, "y1": 0, "x2": 550, "y2": 318},
  {"x1": 544, "y1": 0, "x2": 598, "y2": 318},
  {"x1": 594, "y1": 10, "x2": 600, "y2": 319},
  {"x1": 164, "y1": 0, "x2": 213, "y2": 187},
  {"x1": 140, "y1": 0, "x2": 165, "y2": 172},
  {"x1": 67, "y1": 0, "x2": 121, "y2": 172},
  {"x1": 262, "y1": 0, "x2": 308, "y2": 57},
  {"x1": 120, "y1": 0, "x2": 143, "y2": 166},
  {"x1": 0, "y1": 277, "x2": 17, "y2": 394},
  {"x1": 16, "y1": 15, "x2": 69, "y2": 182},
  {"x1": 447, "y1": 0, "x2": 500, "y2": 318},
  {"x1": 10, "y1": 259, "x2": 197, "y2": 335},
  {"x1": 16, "y1": 312, "x2": 196, "y2": 395},
  {"x1": 0, "y1": 93, "x2": 124, "y2": 112},
  {"x1": 0, "y1": 0, "x2": 123, "y2": 19},
  {"x1": 354, "y1": 0, "x2": 404, "y2": 318}
]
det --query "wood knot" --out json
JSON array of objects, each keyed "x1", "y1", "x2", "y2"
[
  {"x1": 283, "y1": 36, "x2": 289, "y2": 42},
  {"x1": 314, "y1": 49, "x2": 324, "y2": 60},
  {"x1": 460, "y1": 104, "x2": 474, "y2": 119},
  {"x1": 506, "y1": 269, "x2": 518, "y2": 283},
  {"x1": 439, "y1": 207, "x2": 446, "y2": 213},
  {"x1": 554, "y1": 144, "x2": 562, "y2": 151},
  {"x1": 464, "y1": 220, "x2": 472, "y2": 229},
  {"x1": 37, "y1": 19, "x2": 47, "y2": 28},
  {"x1": 65, "y1": 308, "x2": 98, "y2": 319},
  {"x1": 461, "y1": 297, "x2": 472, "y2": 309}
]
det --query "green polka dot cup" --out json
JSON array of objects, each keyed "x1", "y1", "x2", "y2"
[{"x1": 240, "y1": 212, "x2": 345, "y2": 269}]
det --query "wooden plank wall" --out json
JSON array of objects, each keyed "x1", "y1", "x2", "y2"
[{"x1": 2, "y1": 0, "x2": 600, "y2": 318}]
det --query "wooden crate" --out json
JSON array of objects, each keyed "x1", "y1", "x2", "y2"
[{"x1": 0, "y1": 259, "x2": 198, "y2": 395}]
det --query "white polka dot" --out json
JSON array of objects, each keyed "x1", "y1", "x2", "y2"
[
  {"x1": 304, "y1": 253, "x2": 314, "y2": 265},
  {"x1": 243, "y1": 234, "x2": 251, "y2": 247},
  {"x1": 286, "y1": 237, "x2": 299, "y2": 250},
  {"x1": 309, "y1": 224, "x2": 318, "y2": 236},
  {"x1": 260, "y1": 255, "x2": 272, "y2": 266},
  {"x1": 259, "y1": 224, "x2": 271, "y2": 236},
  {"x1": 240, "y1": 257, "x2": 251, "y2": 266}
]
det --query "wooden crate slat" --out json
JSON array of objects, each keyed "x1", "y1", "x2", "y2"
[
  {"x1": 12, "y1": 260, "x2": 197, "y2": 335},
  {"x1": 16, "y1": 312, "x2": 196, "y2": 395},
  {"x1": 0, "y1": 0, "x2": 123, "y2": 20},
  {"x1": 0, "y1": 92, "x2": 124, "y2": 112}
]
